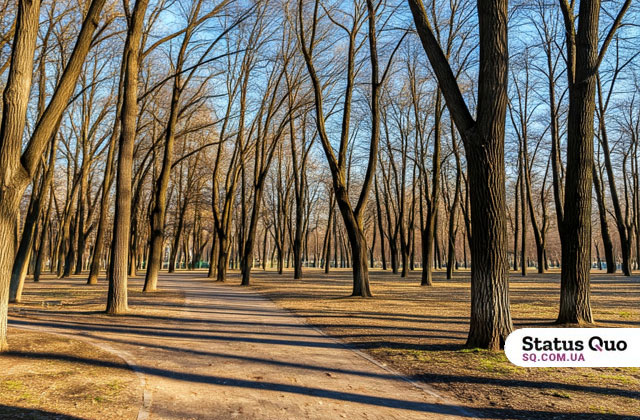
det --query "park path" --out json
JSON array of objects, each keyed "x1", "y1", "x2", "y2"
[{"x1": 9, "y1": 274, "x2": 475, "y2": 420}]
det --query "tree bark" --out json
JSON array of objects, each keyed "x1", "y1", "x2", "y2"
[
  {"x1": 107, "y1": 0, "x2": 149, "y2": 315},
  {"x1": 33, "y1": 190, "x2": 52, "y2": 283},
  {"x1": 144, "y1": 33, "x2": 189, "y2": 291},
  {"x1": 593, "y1": 165, "x2": 616, "y2": 273},
  {"x1": 88, "y1": 77, "x2": 122, "y2": 284},
  {"x1": 596, "y1": 76, "x2": 631, "y2": 276},
  {"x1": 519, "y1": 147, "x2": 527, "y2": 276},
  {"x1": 9, "y1": 141, "x2": 56, "y2": 302},
  {"x1": 408, "y1": 0, "x2": 512, "y2": 348},
  {"x1": 556, "y1": 0, "x2": 603, "y2": 324},
  {"x1": 513, "y1": 173, "x2": 519, "y2": 271},
  {"x1": 0, "y1": 0, "x2": 106, "y2": 349},
  {"x1": 374, "y1": 180, "x2": 387, "y2": 270}
]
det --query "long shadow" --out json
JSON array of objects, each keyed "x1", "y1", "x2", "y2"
[
  {"x1": 8, "y1": 319, "x2": 346, "y2": 349},
  {"x1": 153, "y1": 303, "x2": 289, "y2": 314},
  {"x1": 350, "y1": 341, "x2": 463, "y2": 350},
  {"x1": 10, "y1": 314, "x2": 467, "y2": 341},
  {"x1": 132, "y1": 301, "x2": 472, "y2": 327},
  {"x1": 14, "y1": 317, "x2": 465, "y2": 352},
  {"x1": 12, "y1": 314, "x2": 466, "y2": 341},
  {"x1": 475, "y1": 408, "x2": 640, "y2": 419},
  {"x1": 0, "y1": 405, "x2": 85, "y2": 419},
  {"x1": 418, "y1": 372, "x2": 640, "y2": 400},
  {"x1": 92, "y1": 333, "x2": 411, "y2": 381},
  {"x1": 300, "y1": 312, "x2": 471, "y2": 325},
  {"x1": 13, "y1": 306, "x2": 472, "y2": 332},
  {"x1": 8, "y1": 351, "x2": 638, "y2": 419},
  {"x1": 597, "y1": 319, "x2": 640, "y2": 327},
  {"x1": 11, "y1": 311, "x2": 312, "y2": 329},
  {"x1": 5, "y1": 350, "x2": 472, "y2": 417}
]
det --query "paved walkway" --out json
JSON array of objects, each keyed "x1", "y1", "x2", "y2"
[{"x1": 9, "y1": 274, "x2": 474, "y2": 419}]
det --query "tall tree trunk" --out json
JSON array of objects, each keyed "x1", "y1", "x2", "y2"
[
  {"x1": 74, "y1": 158, "x2": 90, "y2": 275},
  {"x1": 9, "y1": 93, "x2": 60, "y2": 300},
  {"x1": 241, "y1": 188, "x2": 264, "y2": 285},
  {"x1": 593, "y1": 165, "x2": 616, "y2": 273},
  {"x1": 261, "y1": 226, "x2": 268, "y2": 270},
  {"x1": 144, "y1": 51, "x2": 186, "y2": 291},
  {"x1": 513, "y1": 174, "x2": 519, "y2": 271},
  {"x1": 370, "y1": 217, "x2": 377, "y2": 268},
  {"x1": 299, "y1": 0, "x2": 382, "y2": 297},
  {"x1": 128, "y1": 213, "x2": 138, "y2": 277},
  {"x1": 597, "y1": 78, "x2": 631, "y2": 276},
  {"x1": 63, "y1": 212, "x2": 78, "y2": 277},
  {"x1": 374, "y1": 181, "x2": 387, "y2": 270},
  {"x1": 169, "y1": 199, "x2": 188, "y2": 273},
  {"x1": 555, "y1": 0, "x2": 626, "y2": 324},
  {"x1": 408, "y1": 0, "x2": 512, "y2": 348},
  {"x1": 1, "y1": 0, "x2": 106, "y2": 348},
  {"x1": 422, "y1": 93, "x2": 441, "y2": 285},
  {"x1": 323, "y1": 195, "x2": 334, "y2": 273},
  {"x1": 207, "y1": 230, "x2": 218, "y2": 278},
  {"x1": 9, "y1": 153, "x2": 54, "y2": 302},
  {"x1": 422, "y1": 218, "x2": 435, "y2": 285},
  {"x1": 519, "y1": 150, "x2": 527, "y2": 276},
  {"x1": 34, "y1": 189, "x2": 53, "y2": 283},
  {"x1": 88, "y1": 84, "x2": 121, "y2": 284},
  {"x1": 107, "y1": 0, "x2": 149, "y2": 315},
  {"x1": 216, "y1": 233, "x2": 229, "y2": 281},
  {"x1": 446, "y1": 161, "x2": 461, "y2": 280}
]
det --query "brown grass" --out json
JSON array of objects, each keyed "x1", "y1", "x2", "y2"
[
  {"x1": 0, "y1": 329, "x2": 140, "y2": 420},
  {"x1": 3, "y1": 274, "x2": 186, "y2": 420}
]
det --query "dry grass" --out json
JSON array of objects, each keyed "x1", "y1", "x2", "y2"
[
  {"x1": 11, "y1": 274, "x2": 185, "y2": 315},
  {"x1": 0, "y1": 329, "x2": 140, "y2": 420},
  {"x1": 3, "y1": 274, "x2": 186, "y2": 420},
  {"x1": 247, "y1": 267, "x2": 640, "y2": 419}
]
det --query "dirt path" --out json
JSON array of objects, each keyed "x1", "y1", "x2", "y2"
[{"x1": 9, "y1": 273, "x2": 475, "y2": 419}]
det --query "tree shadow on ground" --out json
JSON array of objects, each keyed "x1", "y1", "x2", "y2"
[
  {"x1": 0, "y1": 405, "x2": 86, "y2": 419},
  {"x1": 6, "y1": 350, "x2": 639, "y2": 419},
  {"x1": 417, "y1": 372, "x2": 640, "y2": 400},
  {"x1": 6, "y1": 350, "x2": 473, "y2": 417}
]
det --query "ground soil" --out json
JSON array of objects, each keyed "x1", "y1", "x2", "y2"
[
  {"x1": 0, "y1": 328, "x2": 140, "y2": 419},
  {"x1": 2, "y1": 275, "x2": 182, "y2": 420},
  {"x1": 5, "y1": 273, "x2": 469, "y2": 420},
  {"x1": 249, "y1": 268, "x2": 640, "y2": 419},
  {"x1": 2, "y1": 269, "x2": 638, "y2": 419}
]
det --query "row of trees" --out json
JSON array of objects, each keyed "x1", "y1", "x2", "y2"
[{"x1": 0, "y1": 0, "x2": 638, "y2": 351}]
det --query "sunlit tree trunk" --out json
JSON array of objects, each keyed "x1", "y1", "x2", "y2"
[
  {"x1": 556, "y1": 0, "x2": 631, "y2": 323},
  {"x1": 107, "y1": 0, "x2": 149, "y2": 315},
  {"x1": 0, "y1": 0, "x2": 106, "y2": 348},
  {"x1": 408, "y1": 0, "x2": 512, "y2": 348}
]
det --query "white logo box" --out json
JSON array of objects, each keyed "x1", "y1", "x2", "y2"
[{"x1": 505, "y1": 328, "x2": 640, "y2": 367}]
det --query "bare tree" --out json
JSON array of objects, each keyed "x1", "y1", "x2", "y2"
[
  {"x1": 407, "y1": 0, "x2": 513, "y2": 348},
  {"x1": 0, "y1": 0, "x2": 107, "y2": 350},
  {"x1": 143, "y1": 0, "x2": 229, "y2": 291},
  {"x1": 299, "y1": 0, "x2": 400, "y2": 296},
  {"x1": 107, "y1": 0, "x2": 150, "y2": 315},
  {"x1": 555, "y1": 0, "x2": 631, "y2": 324}
]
